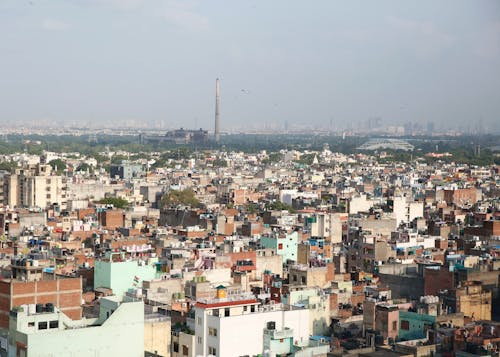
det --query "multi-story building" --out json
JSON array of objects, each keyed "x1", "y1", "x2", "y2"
[
  {"x1": 0, "y1": 277, "x2": 82, "y2": 329},
  {"x1": 260, "y1": 231, "x2": 298, "y2": 264},
  {"x1": 393, "y1": 196, "x2": 423, "y2": 226},
  {"x1": 281, "y1": 286, "x2": 330, "y2": 335},
  {"x1": 5, "y1": 164, "x2": 66, "y2": 209},
  {"x1": 110, "y1": 161, "x2": 143, "y2": 181},
  {"x1": 192, "y1": 289, "x2": 310, "y2": 357},
  {"x1": 440, "y1": 281, "x2": 491, "y2": 321},
  {"x1": 309, "y1": 212, "x2": 347, "y2": 244},
  {"x1": 6, "y1": 295, "x2": 144, "y2": 357},
  {"x1": 94, "y1": 252, "x2": 160, "y2": 297}
]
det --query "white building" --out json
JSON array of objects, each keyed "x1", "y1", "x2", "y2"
[
  {"x1": 193, "y1": 292, "x2": 310, "y2": 357},
  {"x1": 349, "y1": 194, "x2": 373, "y2": 214},
  {"x1": 310, "y1": 213, "x2": 347, "y2": 244},
  {"x1": 393, "y1": 196, "x2": 424, "y2": 226}
]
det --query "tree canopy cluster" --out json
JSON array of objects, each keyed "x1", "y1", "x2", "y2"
[
  {"x1": 161, "y1": 189, "x2": 200, "y2": 208},
  {"x1": 99, "y1": 197, "x2": 129, "y2": 209}
]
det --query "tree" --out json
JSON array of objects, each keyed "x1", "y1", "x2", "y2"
[
  {"x1": 161, "y1": 189, "x2": 200, "y2": 208},
  {"x1": 267, "y1": 201, "x2": 295, "y2": 213},
  {"x1": 294, "y1": 153, "x2": 316, "y2": 165},
  {"x1": 98, "y1": 197, "x2": 129, "y2": 209},
  {"x1": 245, "y1": 203, "x2": 258, "y2": 214},
  {"x1": 212, "y1": 158, "x2": 228, "y2": 167},
  {"x1": 262, "y1": 152, "x2": 283, "y2": 165},
  {"x1": 48, "y1": 159, "x2": 66, "y2": 174},
  {"x1": 0, "y1": 160, "x2": 18, "y2": 173},
  {"x1": 76, "y1": 163, "x2": 93, "y2": 173}
]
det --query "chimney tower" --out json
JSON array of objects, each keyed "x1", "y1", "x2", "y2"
[{"x1": 214, "y1": 78, "x2": 221, "y2": 143}]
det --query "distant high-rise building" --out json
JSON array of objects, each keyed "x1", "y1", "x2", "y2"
[
  {"x1": 475, "y1": 144, "x2": 481, "y2": 157},
  {"x1": 426, "y1": 121, "x2": 435, "y2": 134}
]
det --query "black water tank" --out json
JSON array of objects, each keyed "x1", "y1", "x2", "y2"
[
  {"x1": 45, "y1": 303, "x2": 54, "y2": 312},
  {"x1": 267, "y1": 321, "x2": 276, "y2": 330},
  {"x1": 35, "y1": 304, "x2": 43, "y2": 313}
]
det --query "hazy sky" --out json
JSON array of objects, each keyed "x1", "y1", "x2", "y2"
[{"x1": 1, "y1": 0, "x2": 499, "y2": 131}]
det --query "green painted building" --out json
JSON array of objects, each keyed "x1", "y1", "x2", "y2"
[
  {"x1": 398, "y1": 310, "x2": 435, "y2": 341},
  {"x1": 261, "y1": 231, "x2": 298, "y2": 264},
  {"x1": 94, "y1": 252, "x2": 161, "y2": 297},
  {"x1": 7, "y1": 296, "x2": 144, "y2": 356}
]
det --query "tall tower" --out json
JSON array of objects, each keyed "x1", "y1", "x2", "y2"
[{"x1": 214, "y1": 78, "x2": 221, "y2": 143}]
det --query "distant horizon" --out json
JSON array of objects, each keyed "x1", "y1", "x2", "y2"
[{"x1": 1, "y1": 1, "x2": 499, "y2": 130}]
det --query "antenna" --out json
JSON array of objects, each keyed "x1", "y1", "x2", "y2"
[{"x1": 214, "y1": 78, "x2": 221, "y2": 143}]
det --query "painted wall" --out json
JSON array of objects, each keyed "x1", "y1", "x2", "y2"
[
  {"x1": 399, "y1": 310, "x2": 435, "y2": 341},
  {"x1": 94, "y1": 258, "x2": 159, "y2": 297},
  {"x1": 9, "y1": 299, "x2": 144, "y2": 357}
]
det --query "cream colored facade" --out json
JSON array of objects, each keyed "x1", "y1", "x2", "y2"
[
  {"x1": 144, "y1": 315, "x2": 171, "y2": 357},
  {"x1": 6, "y1": 165, "x2": 66, "y2": 209}
]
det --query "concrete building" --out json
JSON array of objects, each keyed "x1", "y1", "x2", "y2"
[
  {"x1": 375, "y1": 303, "x2": 399, "y2": 343},
  {"x1": 193, "y1": 290, "x2": 310, "y2": 357},
  {"x1": 110, "y1": 161, "x2": 143, "y2": 180},
  {"x1": 172, "y1": 329, "x2": 196, "y2": 357},
  {"x1": 7, "y1": 295, "x2": 144, "y2": 357},
  {"x1": 144, "y1": 314, "x2": 171, "y2": 357},
  {"x1": 398, "y1": 310, "x2": 435, "y2": 341},
  {"x1": 260, "y1": 231, "x2": 299, "y2": 264},
  {"x1": 349, "y1": 194, "x2": 373, "y2": 214},
  {"x1": 393, "y1": 196, "x2": 424, "y2": 226},
  {"x1": 6, "y1": 165, "x2": 66, "y2": 209},
  {"x1": 94, "y1": 252, "x2": 160, "y2": 297},
  {"x1": 288, "y1": 263, "x2": 334, "y2": 289},
  {"x1": 255, "y1": 249, "x2": 283, "y2": 280},
  {"x1": 310, "y1": 212, "x2": 347, "y2": 244},
  {"x1": 440, "y1": 281, "x2": 491, "y2": 321},
  {"x1": 281, "y1": 286, "x2": 330, "y2": 335}
]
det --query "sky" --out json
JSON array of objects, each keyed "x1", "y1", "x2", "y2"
[{"x1": 0, "y1": 0, "x2": 499, "y2": 132}]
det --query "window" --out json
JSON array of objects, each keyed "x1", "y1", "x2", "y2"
[
  {"x1": 251, "y1": 305, "x2": 255, "y2": 313},
  {"x1": 208, "y1": 346, "x2": 217, "y2": 355},
  {"x1": 301, "y1": 276, "x2": 306, "y2": 284},
  {"x1": 28, "y1": 322, "x2": 35, "y2": 327},
  {"x1": 401, "y1": 320, "x2": 410, "y2": 330},
  {"x1": 197, "y1": 317, "x2": 202, "y2": 325},
  {"x1": 243, "y1": 306, "x2": 248, "y2": 312},
  {"x1": 197, "y1": 337, "x2": 202, "y2": 344},
  {"x1": 278, "y1": 243, "x2": 283, "y2": 250},
  {"x1": 209, "y1": 327, "x2": 218, "y2": 337},
  {"x1": 46, "y1": 194, "x2": 51, "y2": 199},
  {"x1": 392, "y1": 321, "x2": 397, "y2": 331},
  {"x1": 213, "y1": 309, "x2": 219, "y2": 317},
  {"x1": 49, "y1": 320, "x2": 59, "y2": 329},
  {"x1": 173, "y1": 342, "x2": 179, "y2": 353},
  {"x1": 182, "y1": 345, "x2": 188, "y2": 356},
  {"x1": 224, "y1": 308, "x2": 230, "y2": 317},
  {"x1": 293, "y1": 275, "x2": 298, "y2": 282},
  {"x1": 38, "y1": 321, "x2": 47, "y2": 330}
]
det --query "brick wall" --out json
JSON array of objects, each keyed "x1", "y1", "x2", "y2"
[
  {"x1": 0, "y1": 278, "x2": 82, "y2": 329},
  {"x1": 424, "y1": 267, "x2": 454, "y2": 296}
]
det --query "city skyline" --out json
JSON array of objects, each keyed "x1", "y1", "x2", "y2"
[{"x1": 0, "y1": 1, "x2": 499, "y2": 131}]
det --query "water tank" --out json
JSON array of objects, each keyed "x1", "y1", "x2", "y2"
[
  {"x1": 35, "y1": 304, "x2": 43, "y2": 313},
  {"x1": 267, "y1": 321, "x2": 276, "y2": 330},
  {"x1": 28, "y1": 304, "x2": 36, "y2": 314},
  {"x1": 216, "y1": 287, "x2": 227, "y2": 299},
  {"x1": 45, "y1": 303, "x2": 54, "y2": 312}
]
